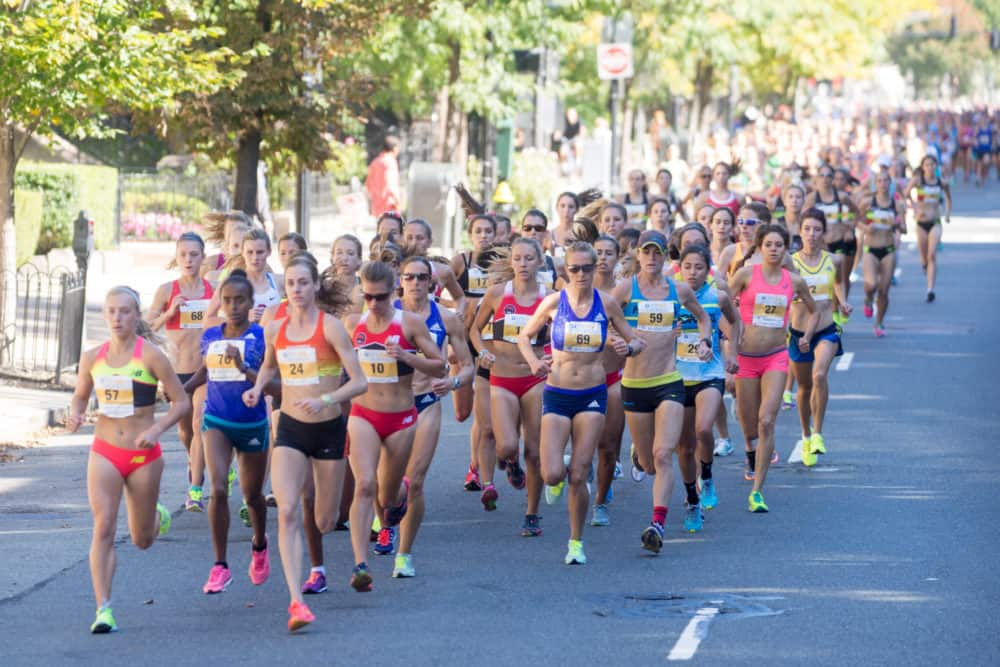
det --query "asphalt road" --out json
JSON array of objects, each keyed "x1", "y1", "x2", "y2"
[{"x1": 1, "y1": 182, "x2": 998, "y2": 666}]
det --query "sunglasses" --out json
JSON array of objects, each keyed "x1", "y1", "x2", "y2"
[
  {"x1": 820, "y1": 172, "x2": 833, "y2": 178},
  {"x1": 737, "y1": 218, "x2": 759, "y2": 226},
  {"x1": 401, "y1": 273, "x2": 430, "y2": 282},
  {"x1": 522, "y1": 224, "x2": 546, "y2": 233},
  {"x1": 362, "y1": 291, "x2": 392, "y2": 302},
  {"x1": 566, "y1": 264, "x2": 596, "y2": 274},
  {"x1": 700, "y1": 173, "x2": 711, "y2": 179}
]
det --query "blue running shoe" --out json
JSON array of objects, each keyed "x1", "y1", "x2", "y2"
[
  {"x1": 373, "y1": 526, "x2": 395, "y2": 555},
  {"x1": 699, "y1": 479, "x2": 718, "y2": 510},
  {"x1": 683, "y1": 503, "x2": 703, "y2": 532}
]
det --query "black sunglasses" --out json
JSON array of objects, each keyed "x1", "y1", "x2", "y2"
[
  {"x1": 401, "y1": 273, "x2": 430, "y2": 282},
  {"x1": 566, "y1": 264, "x2": 596, "y2": 274},
  {"x1": 362, "y1": 291, "x2": 392, "y2": 302},
  {"x1": 522, "y1": 224, "x2": 546, "y2": 232}
]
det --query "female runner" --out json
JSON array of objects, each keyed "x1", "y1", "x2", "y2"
[
  {"x1": 552, "y1": 192, "x2": 580, "y2": 249},
  {"x1": 905, "y1": 155, "x2": 952, "y2": 302},
  {"x1": 244, "y1": 256, "x2": 367, "y2": 631},
  {"x1": 612, "y1": 231, "x2": 713, "y2": 553},
  {"x1": 400, "y1": 218, "x2": 466, "y2": 308},
  {"x1": 599, "y1": 203, "x2": 629, "y2": 238},
  {"x1": 519, "y1": 209, "x2": 562, "y2": 291},
  {"x1": 619, "y1": 169, "x2": 650, "y2": 227},
  {"x1": 693, "y1": 161, "x2": 742, "y2": 217},
  {"x1": 147, "y1": 232, "x2": 212, "y2": 511},
  {"x1": 469, "y1": 238, "x2": 549, "y2": 533},
  {"x1": 67, "y1": 287, "x2": 189, "y2": 633},
  {"x1": 859, "y1": 171, "x2": 906, "y2": 337},
  {"x1": 728, "y1": 224, "x2": 817, "y2": 512},
  {"x1": 790, "y1": 210, "x2": 852, "y2": 466},
  {"x1": 518, "y1": 242, "x2": 640, "y2": 564},
  {"x1": 392, "y1": 257, "x2": 475, "y2": 577},
  {"x1": 676, "y1": 245, "x2": 739, "y2": 522},
  {"x1": 780, "y1": 184, "x2": 806, "y2": 253},
  {"x1": 344, "y1": 261, "x2": 446, "y2": 590},
  {"x1": 709, "y1": 207, "x2": 737, "y2": 261},
  {"x1": 201, "y1": 211, "x2": 253, "y2": 278},
  {"x1": 805, "y1": 165, "x2": 860, "y2": 308},
  {"x1": 207, "y1": 229, "x2": 283, "y2": 323}
]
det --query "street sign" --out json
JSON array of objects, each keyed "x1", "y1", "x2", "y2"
[{"x1": 597, "y1": 43, "x2": 633, "y2": 80}]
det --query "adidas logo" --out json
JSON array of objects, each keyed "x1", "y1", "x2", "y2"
[
  {"x1": 402, "y1": 415, "x2": 414, "y2": 424},
  {"x1": 587, "y1": 401, "x2": 600, "y2": 408},
  {"x1": 248, "y1": 438, "x2": 260, "y2": 446},
  {"x1": 430, "y1": 323, "x2": 443, "y2": 331},
  {"x1": 421, "y1": 395, "x2": 434, "y2": 403},
  {"x1": 246, "y1": 332, "x2": 256, "y2": 339},
  {"x1": 595, "y1": 313, "x2": 606, "y2": 322}
]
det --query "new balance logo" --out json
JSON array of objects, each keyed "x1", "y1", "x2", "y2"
[
  {"x1": 402, "y1": 415, "x2": 414, "y2": 425},
  {"x1": 129, "y1": 456, "x2": 146, "y2": 464},
  {"x1": 587, "y1": 401, "x2": 600, "y2": 408}
]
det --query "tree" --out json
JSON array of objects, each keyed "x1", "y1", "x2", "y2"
[{"x1": 0, "y1": 0, "x2": 234, "y2": 362}]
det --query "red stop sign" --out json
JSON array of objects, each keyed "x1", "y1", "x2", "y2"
[{"x1": 598, "y1": 43, "x2": 633, "y2": 80}]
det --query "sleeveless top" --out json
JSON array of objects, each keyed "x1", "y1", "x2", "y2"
[
  {"x1": 164, "y1": 279, "x2": 213, "y2": 331},
  {"x1": 623, "y1": 275, "x2": 679, "y2": 334},
  {"x1": 274, "y1": 312, "x2": 343, "y2": 386},
  {"x1": 254, "y1": 273, "x2": 282, "y2": 309},
  {"x1": 492, "y1": 281, "x2": 548, "y2": 345},
  {"x1": 792, "y1": 251, "x2": 836, "y2": 304},
  {"x1": 676, "y1": 282, "x2": 723, "y2": 382},
  {"x1": 537, "y1": 255, "x2": 557, "y2": 291},
  {"x1": 201, "y1": 322, "x2": 267, "y2": 423},
  {"x1": 739, "y1": 265, "x2": 793, "y2": 330},
  {"x1": 352, "y1": 309, "x2": 415, "y2": 384},
  {"x1": 91, "y1": 337, "x2": 158, "y2": 418},
  {"x1": 395, "y1": 299, "x2": 448, "y2": 351},
  {"x1": 707, "y1": 190, "x2": 740, "y2": 217},
  {"x1": 914, "y1": 179, "x2": 944, "y2": 205},
  {"x1": 813, "y1": 193, "x2": 845, "y2": 227},
  {"x1": 623, "y1": 192, "x2": 649, "y2": 224},
  {"x1": 551, "y1": 289, "x2": 608, "y2": 354},
  {"x1": 866, "y1": 198, "x2": 898, "y2": 232},
  {"x1": 458, "y1": 253, "x2": 490, "y2": 297}
]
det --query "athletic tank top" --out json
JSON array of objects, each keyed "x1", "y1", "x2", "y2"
[
  {"x1": 90, "y1": 338, "x2": 158, "y2": 418},
  {"x1": 274, "y1": 312, "x2": 343, "y2": 386},
  {"x1": 352, "y1": 309, "x2": 415, "y2": 384},
  {"x1": 623, "y1": 275, "x2": 679, "y2": 334},
  {"x1": 537, "y1": 255, "x2": 557, "y2": 291},
  {"x1": 866, "y1": 199, "x2": 898, "y2": 232},
  {"x1": 623, "y1": 192, "x2": 649, "y2": 224},
  {"x1": 164, "y1": 279, "x2": 213, "y2": 330},
  {"x1": 395, "y1": 299, "x2": 448, "y2": 351},
  {"x1": 739, "y1": 265, "x2": 793, "y2": 329},
  {"x1": 707, "y1": 190, "x2": 740, "y2": 217},
  {"x1": 254, "y1": 273, "x2": 282, "y2": 309},
  {"x1": 676, "y1": 282, "x2": 723, "y2": 382},
  {"x1": 551, "y1": 289, "x2": 608, "y2": 354},
  {"x1": 915, "y1": 179, "x2": 944, "y2": 204},
  {"x1": 491, "y1": 281, "x2": 547, "y2": 345},
  {"x1": 458, "y1": 253, "x2": 490, "y2": 297},
  {"x1": 814, "y1": 193, "x2": 844, "y2": 227},
  {"x1": 792, "y1": 251, "x2": 835, "y2": 304},
  {"x1": 670, "y1": 263, "x2": 717, "y2": 288},
  {"x1": 201, "y1": 322, "x2": 267, "y2": 423},
  {"x1": 271, "y1": 299, "x2": 289, "y2": 322}
]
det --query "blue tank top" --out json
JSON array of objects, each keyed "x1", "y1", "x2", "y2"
[
  {"x1": 395, "y1": 299, "x2": 448, "y2": 351},
  {"x1": 622, "y1": 275, "x2": 679, "y2": 333},
  {"x1": 977, "y1": 127, "x2": 993, "y2": 149},
  {"x1": 201, "y1": 323, "x2": 267, "y2": 423},
  {"x1": 551, "y1": 289, "x2": 608, "y2": 354},
  {"x1": 676, "y1": 283, "x2": 724, "y2": 382}
]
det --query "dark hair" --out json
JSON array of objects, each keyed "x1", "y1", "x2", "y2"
[
  {"x1": 801, "y1": 207, "x2": 828, "y2": 233},
  {"x1": 603, "y1": 202, "x2": 628, "y2": 221},
  {"x1": 741, "y1": 201, "x2": 772, "y2": 223},
  {"x1": 202, "y1": 210, "x2": 254, "y2": 245},
  {"x1": 286, "y1": 256, "x2": 355, "y2": 316},
  {"x1": 405, "y1": 218, "x2": 434, "y2": 240},
  {"x1": 571, "y1": 217, "x2": 599, "y2": 243},
  {"x1": 377, "y1": 212, "x2": 404, "y2": 235},
  {"x1": 360, "y1": 260, "x2": 396, "y2": 290},
  {"x1": 679, "y1": 244, "x2": 712, "y2": 270},
  {"x1": 656, "y1": 168, "x2": 673, "y2": 181},
  {"x1": 594, "y1": 234, "x2": 620, "y2": 255},
  {"x1": 292, "y1": 250, "x2": 318, "y2": 265},
  {"x1": 556, "y1": 192, "x2": 580, "y2": 209},
  {"x1": 220, "y1": 268, "x2": 254, "y2": 300},
  {"x1": 401, "y1": 255, "x2": 433, "y2": 277},
  {"x1": 177, "y1": 231, "x2": 205, "y2": 250},
  {"x1": 468, "y1": 213, "x2": 497, "y2": 233},
  {"x1": 710, "y1": 206, "x2": 736, "y2": 228},
  {"x1": 242, "y1": 227, "x2": 272, "y2": 251},
  {"x1": 333, "y1": 234, "x2": 362, "y2": 257},
  {"x1": 646, "y1": 197, "x2": 671, "y2": 215},
  {"x1": 617, "y1": 227, "x2": 640, "y2": 246},
  {"x1": 278, "y1": 232, "x2": 307, "y2": 251},
  {"x1": 732, "y1": 223, "x2": 788, "y2": 274},
  {"x1": 383, "y1": 135, "x2": 400, "y2": 152},
  {"x1": 494, "y1": 214, "x2": 512, "y2": 231},
  {"x1": 522, "y1": 208, "x2": 548, "y2": 227},
  {"x1": 679, "y1": 222, "x2": 710, "y2": 247}
]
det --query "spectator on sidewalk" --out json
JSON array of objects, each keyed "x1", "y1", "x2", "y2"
[{"x1": 366, "y1": 135, "x2": 402, "y2": 218}]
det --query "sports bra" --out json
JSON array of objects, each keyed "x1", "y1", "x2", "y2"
[
  {"x1": 164, "y1": 279, "x2": 213, "y2": 331},
  {"x1": 739, "y1": 265, "x2": 793, "y2": 329},
  {"x1": 537, "y1": 255, "x2": 557, "y2": 291},
  {"x1": 792, "y1": 251, "x2": 836, "y2": 304},
  {"x1": 551, "y1": 289, "x2": 608, "y2": 354},
  {"x1": 274, "y1": 311, "x2": 343, "y2": 386},
  {"x1": 90, "y1": 337, "x2": 158, "y2": 418},
  {"x1": 623, "y1": 275, "x2": 679, "y2": 333},
  {"x1": 814, "y1": 194, "x2": 845, "y2": 226},
  {"x1": 914, "y1": 180, "x2": 944, "y2": 204},
  {"x1": 458, "y1": 253, "x2": 490, "y2": 297},
  {"x1": 254, "y1": 273, "x2": 282, "y2": 309},
  {"x1": 491, "y1": 281, "x2": 548, "y2": 345},
  {"x1": 676, "y1": 282, "x2": 723, "y2": 382},
  {"x1": 707, "y1": 190, "x2": 740, "y2": 216},
  {"x1": 353, "y1": 309, "x2": 415, "y2": 384},
  {"x1": 866, "y1": 199, "x2": 898, "y2": 232},
  {"x1": 395, "y1": 299, "x2": 447, "y2": 351}
]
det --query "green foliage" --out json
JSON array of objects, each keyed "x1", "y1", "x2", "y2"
[
  {"x1": 13, "y1": 190, "x2": 43, "y2": 267},
  {"x1": 508, "y1": 148, "x2": 561, "y2": 215},
  {"x1": 122, "y1": 192, "x2": 210, "y2": 225},
  {"x1": 326, "y1": 141, "x2": 368, "y2": 186}
]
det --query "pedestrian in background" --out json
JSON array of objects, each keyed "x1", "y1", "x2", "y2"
[{"x1": 367, "y1": 136, "x2": 402, "y2": 218}]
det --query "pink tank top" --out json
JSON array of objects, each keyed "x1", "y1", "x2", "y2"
[{"x1": 739, "y1": 265, "x2": 793, "y2": 330}]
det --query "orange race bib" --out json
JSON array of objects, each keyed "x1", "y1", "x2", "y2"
[
  {"x1": 94, "y1": 375, "x2": 134, "y2": 418},
  {"x1": 358, "y1": 348, "x2": 399, "y2": 383},
  {"x1": 752, "y1": 293, "x2": 787, "y2": 328},
  {"x1": 179, "y1": 299, "x2": 210, "y2": 329},
  {"x1": 206, "y1": 340, "x2": 246, "y2": 382},
  {"x1": 277, "y1": 346, "x2": 319, "y2": 386}
]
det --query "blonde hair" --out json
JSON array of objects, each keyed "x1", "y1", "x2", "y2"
[
  {"x1": 488, "y1": 236, "x2": 544, "y2": 284},
  {"x1": 107, "y1": 286, "x2": 163, "y2": 345}
]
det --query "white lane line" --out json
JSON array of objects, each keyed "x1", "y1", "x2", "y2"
[
  {"x1": 667, "y1": 606, "x2": 719, "y2": 661},
  {"x1": 835, "y1": 352, "x2": 854, "y2": 372}
]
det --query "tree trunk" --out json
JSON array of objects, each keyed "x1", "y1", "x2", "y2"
[
  {"x1": 233, "y1": 128, "x2": 261, "y2": 217},
  {"x1": 0, "y1": 122, "x2": 16, "y2": 365},
  {"x1": 433, "y1": 39, "x2": 466, "y2": 165}
]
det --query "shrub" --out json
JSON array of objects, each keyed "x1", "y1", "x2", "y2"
[
  {"x1": 120, "y1": 211, "x2": 201, "y2": 242},
  {"x1": 15, "y1": 169, "x2": 75, "y2": 254},
  {"x1": 14, "y1": 189, "x2": 43, "y2": 267},
  {"x1": 122, "y1": 191, "x2": 210, "y2": 224},
  {"x1": 509, "y1": 148, "x2": 562, "y2": 215}
]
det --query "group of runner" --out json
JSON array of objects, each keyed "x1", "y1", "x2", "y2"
[{"x1": 69, "y1": 139, "x2": 954, "y2": 635}]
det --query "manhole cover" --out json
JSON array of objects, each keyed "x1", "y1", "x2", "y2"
[{"x1": 589, "y1": 592, "x2": 783, "y2": 620}]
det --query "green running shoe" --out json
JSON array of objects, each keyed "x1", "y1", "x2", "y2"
[
  {"x1": 392, "y1": 553, "x2": 415, "y2": 578},
  {"x1": 564, "y1": 539, "x2": 587, "y2": 565},
  {"x1": 227, "y1": 466, "x2": 237, "y2": 496},
  {"x1": 156, "y1": 502, "x2": 171, "y2": 536},
  {"x1": 748, "y1": 491, "x2": 769, "y2": 513},
  {"x1": 239, "y1": 502, "x2": 251, "y2": 527},
  {"x1": 90, "y1": 606, "x2": 117, "y2": 634}
]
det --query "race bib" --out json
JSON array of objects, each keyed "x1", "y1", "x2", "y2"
[
  {"x1": 537, "y1": 270, "x2": 555, "y2": 290},
  {"x1": 563, "y1": 320, "x2": 602, "y2": 353},
  {"x1": 206, "y1": 340, "x2": 246, "y2": 382},
  {"x1": 467, "y1": 267, "x2": 489, "y2": 295},
  {"x1": 358, "y1": 348, "x2": 399, "y2": 384},
  {"x1": 752, "y1": 293, "x2": 787, "y2": 328},
  {"x1": 502, "y1": 313, "x2": 533, "y2": 344},
  {"x1": 179, "y1": 299, "x2": 210, "y2": 329},
  {"x1": 803, "y1": 274, "x2": 830, "y2": 302},
  {"x1": 637, "y1": 300, "x2": 675, "y2": 332},
  {"x1": 676, "y1": 332, "x2": 701, "y2": 362},
  {"x1": 480, "y1": 319, "x2": 494, "y2": 341},
  {"x1": 95, "y1": 375, "x2": 134, "y2": 418},
  {"x1": 277, "y1": 346, "x2": 319, "y2": 386}
]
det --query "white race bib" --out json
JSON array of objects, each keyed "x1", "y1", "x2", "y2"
[
  {"x1": 637, "y1": 300, "x2": 675, "y2": 332},
  {"x1": 277, "y1": 346, "x2": 319, "y2": 385},
  {"x1": 179, "y1": 299, "x2": 210, "y2": 329},
  {"x1": 752, "y1": 293, "x2": 788, "y2": 328},
  {"x1": 563, "y1": 320, "x2": 602, "y2": 353},
  {"x1": 467, "y1": 267, "x2": 489, "y2": 295},
  {"x1": 206, "y1": 340, "x2": 247, "y2": 382},
  {"x1": 95, "y1": 375, "x2": 134, "y2": 418}
]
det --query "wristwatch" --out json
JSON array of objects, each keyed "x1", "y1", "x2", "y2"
[{"x1": 700, "y1": 338, "x2": 712, "y2": 349}]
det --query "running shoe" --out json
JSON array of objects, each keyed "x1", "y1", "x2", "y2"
[
  {"x1": 630, "y1": 443, "x2": 646, "y2": 482},
  {"x1": 265, "y1": 493, "x2": 277, "y2": 508},
  {"x1": 521, "y1": 514, "x2": 542, "y2": 537},
  {"x1": 239, "y1": 502, "x2": 251, "y2": 527},
  {"x1": 801, "y1": 440, "x2": 817, "y2": 467},
  {"x1": 480, "y1": 483, "x2": 498, "y2": 511},
  {"x1": 350, "y1": 564, "x2": 373, "y2": 592},
  {"x1": 810, "y1": 432, "x2": 827, "y2": 455},
  {"x1": 926, "y1": 290, "x2": 936, "y2": 303},
  {"x1": 641, "y1": 522, "x2": 664, "y2": 554},
  {"x1": 287, "y1": 601, "x2": 314, "y2": 632},
  {"x1": 302, "y1": 570, "x2": 328, "y2": 594},
  {"x1": 849, "y1": 271, "x2": 859, "y2": 284},
  {"x1": 744, "y1": 460, "x2": 755, "y2": 481},
  {"x1": 505, "y1": 458, "x2": 526, "y2": 490},
  {"x1": 770, "y1": 448, "x2": 779, "y2": 464},
  {"x1": 713, "y1": 438, "x2": 734, "y2": 457},
  {"x1": 748, "y1": 491, "x2": 769, "y2": 513},
  {"x1": 383, "y1": 478, "x2": 409, "y2": 527},
  {"x1": 227, "y1": 466, "x2": 237, "y2": 496},
  {"x1": 590, "y1": 504, "x2": 610, "y2": 527},
  {"x1": 374, "y1": 527, "x2": 396, "y2": 556},
  {"x1": 90, "y1": 606, "x2": 117, "y2": 634},
  {"x1": 606, "y1": 480, "x2": 614, "y2": 504},
  {"x1": 863, "y1": 302, "x2": 874, "y2": 319},
  {"x1": 544, "y1": 479, "x2": 565, "y2": 505},
  {"x1": 781, "y1": 390, "x2": 795, "y2": 410},
  {"x1": 185, "y1": 486, "x2": 204, "y2": 512},
  {"x1": 249, "y1": 538, "x2": 269, "y2": 585},
  {"x1": 564, "y1": 539, "x2": 587, "y2": 565},
  {"x1": 156, "y1": 501, "x2": 171, "y2": 537},
  {"x1": 613, "y1": 461, "x2": 623, "y2": 480},
  {"x1": 203, "y1": 564, "x2": 233, "y2": 594},
  {"x1": 874, "y1": 326, "x2": 887, "y2": 338},
  {"x1": 683, "y1": 503, "x2": 704, "y2": 532},
  {"x1": 699, "y1": 479, "x2": 718, "y2": 510},
  {"x1": 464, "y1": 464, "x2": 482, "y2": 491},
  {"x1": 393, "y1": 553, "x2": 415, "y2": 578}
]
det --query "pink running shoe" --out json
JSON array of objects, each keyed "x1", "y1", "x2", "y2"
[
  {"x1": 288, "y1": 601, "x2": 314, "y2": 632},
  {"x1": 203, "y1": 564, "x2": 232, "y2": 594},
  {"x1": 863, "y1": 303, "x2": 873, "y2": 319},
  {"x1": 248, "y1": 537, "x2": 270, "y2": 585},
  {"x1": 464, "y1": 465, "x2": 482, "y2": 491},
  {"x1": 874, "y1": 326, "x2": 887, "y2": 338},
  {"x1": 481, "y1": 483, "x2": 498, "y2": 511}
]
